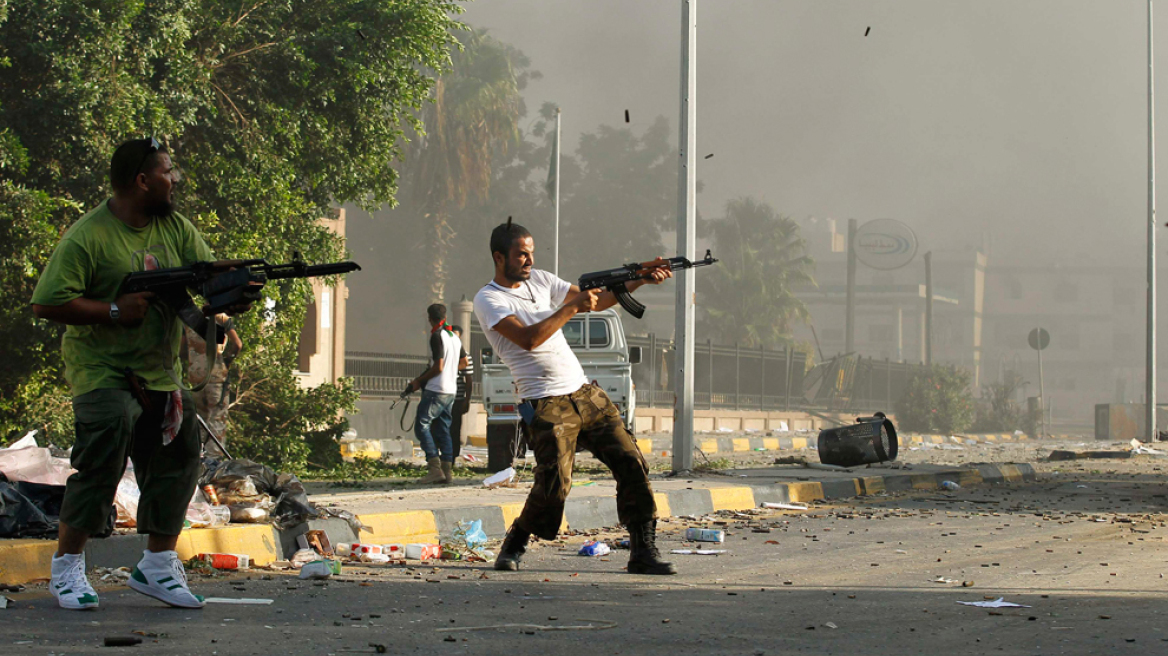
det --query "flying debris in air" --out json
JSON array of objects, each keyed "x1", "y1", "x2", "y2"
[
  {"x1": 865, "y1": 27, "x2": 871, "y2": 36},
  {"x1": 624, "y1": 110, "x2": 630, "y2": 123},
  {"x1": 704, "y1": 154, "x2": 714, "y2": 160},
  {"x1": 357, "y1": 29, "x2": 367, "y2": 40}
]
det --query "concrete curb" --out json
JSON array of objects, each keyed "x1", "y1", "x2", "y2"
[{"x1": 0, "y1": 463, "x2": 1037, "y2": 585}]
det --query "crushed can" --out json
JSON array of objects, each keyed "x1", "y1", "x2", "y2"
[
  {"x1": 685, "y1": 528, "x2": 725, "y2": 543},
  {"x1": 816, "y1": 412, "x2": 898, "y2": 468},
  {"x1": 196, "y1": 553, "x2": 250, "y2": 570}
]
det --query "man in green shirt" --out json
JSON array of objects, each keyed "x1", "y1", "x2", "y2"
[{"x1": 31, "y1": 138, "x2": 249, "y2": 610}]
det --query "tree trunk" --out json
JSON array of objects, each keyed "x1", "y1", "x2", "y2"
[{"x1": 427, "y1": 202, "x2": 454, "y2": 303}]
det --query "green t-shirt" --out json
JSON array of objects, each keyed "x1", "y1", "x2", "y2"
[{"x1": 31, "y1": 199, "x2": 214, "y2": 397}]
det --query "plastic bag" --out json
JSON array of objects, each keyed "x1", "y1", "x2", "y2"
[
  {"x1": 0, "y1": 481, "x2": 56, "y2": 538},
  {"x1": 114, "y1": 470, "x2": 140, "y2": 528},
  {"x1": 459, "y1": 519, "x2": 488, "y2": 549},
  {"x1": 0, "y1": 444, "x2": 74, "y2": 486}
]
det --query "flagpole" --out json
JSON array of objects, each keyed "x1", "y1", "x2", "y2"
[{"x1": 554, "y1": 107, "x2": 562, "y2": 277}]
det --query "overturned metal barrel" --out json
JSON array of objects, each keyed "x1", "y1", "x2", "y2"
[{"x1": 817, "y1": 412, "x2": 898, "y2": 468}]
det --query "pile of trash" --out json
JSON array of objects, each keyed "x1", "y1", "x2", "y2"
[
  {"x1": 0, "y1": 431, "x2": 333, "y2": 537},
  {"x1": 194, "y1": 457, "x2": 319, "y2": 529}
]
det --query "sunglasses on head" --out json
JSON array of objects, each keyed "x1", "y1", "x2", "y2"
[{"x1": 134, "y1": 137, "x2": 162, "y2": 177}]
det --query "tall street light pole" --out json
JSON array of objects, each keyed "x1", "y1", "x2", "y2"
[
  {"x1": 673, "y1": 0, "x2": 697, "y2": 472},
  {"x1": 1148, "y1": 0, "x2": 1158, "y2": 441}
]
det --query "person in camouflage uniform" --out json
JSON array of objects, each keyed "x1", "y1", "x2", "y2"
[{"x1": 473, "y1": 220, "x2": 676, "y2": 576}]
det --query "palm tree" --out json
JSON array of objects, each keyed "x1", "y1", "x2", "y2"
[
  {"x1": 700, "y1": 197, "x2": 815, "y2": 349},
  {"x1": 404, "y1": 31, "x2": 523, "y2": 302}
]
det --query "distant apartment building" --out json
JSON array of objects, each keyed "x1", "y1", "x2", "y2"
[
  {"x1": 791, "y1": 218, "x2": 986, "y2": 387},
  {"x1": 981, "y1": 262, "x2": 1149, "y2": 426},
  {"x1": 791, "y1": 218, "x2": 1168, "y2": 426}
]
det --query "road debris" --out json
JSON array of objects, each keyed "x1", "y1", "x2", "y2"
[
  {"x1": 578, "y1": 541, "x2": 611, "y2": 556},
  {"x1": 204, "y1": 597, "x2": 275, "y2": 605},
  {"x1": 103, "y1": 636, "x2": 143, "y2": 647},
  {"x1": 670, "y1": 549, "x2": 726, "y2": 555},
  {"x1": 956, "y1": 598, "x2": 1031, "y2": 609},
  {"x1": 761, "y1": 502, "x2": 808, "y2": 511},
  {"x1": 442, "y1": 619, "x2": 618, "y2": 633}
]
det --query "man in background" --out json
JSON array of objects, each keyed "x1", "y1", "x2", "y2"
[
  {"x1": 449, "y1": 324, "x2": 474, "y2": 461},
  {"x1": 403, "y1": 304, "x2": 464, "y2": 484}
]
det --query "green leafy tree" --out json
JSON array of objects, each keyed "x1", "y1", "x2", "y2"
[
  {"x1": 895, "y1": 365, "x2": 975, "y2": 435},
  {"x1": 699, "y1": 197, "x2": 815, "y2": 349},
  {"x1": 0, "y1": 0, "x2": 463, "y2": 467},
  {"x1": 557, "y1": 116, "x2": 677, "y2": 279},
  {"x1": 399, "y1": 30, "x2": 525, "y2": 303}
]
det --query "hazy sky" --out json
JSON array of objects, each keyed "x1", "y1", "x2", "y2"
[{"x1": 461, "y1": 0, "x2": 1155, "y2": 265}]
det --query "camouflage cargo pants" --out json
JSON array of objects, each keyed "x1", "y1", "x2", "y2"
[{"x1": 515, "y1": 384, "x2": 656, "y2": 540}]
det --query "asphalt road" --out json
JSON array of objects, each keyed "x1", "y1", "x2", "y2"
[{"x1": 4, "y1": 464, "x2": 1168, "y2": 655}]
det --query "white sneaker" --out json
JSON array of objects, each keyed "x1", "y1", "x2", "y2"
[
  {"x1": 50, "y1": 553, "x2": 99, "y2": 610},
  {"x1": 128, "y1": 550, "x2": 205, "y2": 609}
]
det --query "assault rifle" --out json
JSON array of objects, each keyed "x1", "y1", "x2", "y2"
[
  {"x1": 578, "y1": 250, "x2": 717, "y2": 319},
  {"x1": 118, "y1": 253, "x2": 361, "y2": 342}
]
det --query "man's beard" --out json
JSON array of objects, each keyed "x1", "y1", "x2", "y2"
[
  {"x1": 144, "y1": 196, "x2": 174, "y2": 218},
  {"x1": 504, "y1": 262, "x2": 531, "y2": 283}
]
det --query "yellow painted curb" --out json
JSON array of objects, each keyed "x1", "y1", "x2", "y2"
[
  {"x1": 762, "y1": 438, "x2": 780, "y2": 450},
  {"x1": 910, "y1": 474, "x2": 939, "y2": 490},
  {"x1": 0, "y1": 539, "x2": 55, "y2": 585},
  {"x1": 361, "y1": 510, "x2": 440, "y2": 545},
  {"x1": 469, "y1": 435, "x2": 487, "y2": 447},
  {"x1": 790, "y1": 437, "x2": 810, "y2": 450},
  {"x1": 697, "y1": 439, "x2": 718, "y2": 453},
  {"x1": 731, "y1": 438, "x2": 751, "y2": 452},
  {"x1": 860, "y1": 476, "x2": 886, "y2": 495},
  {"x1": 785, "y1": 481, "x2": 825, "y2": 503},
  {"x1": 708, "y1": 486, "x2": 757, "y2": 511},
  {"x1": 635, "y1": 438, "x2": 652, "y2": 455},
  {"x1": 176, "y1": 525, "x2": 281, "y2": 566},
  {"x1": 653, "y1": 492, "x2": 672, "y2": 518},
  {"x1": 955, "y1": 470, "x2": 985, "y2": 487},
  {"x1": 499, "y1": 502, "x2": 526, "y2": 530},
  {"x1": 928, "y1": 435, "x2": 944, "y2": 444},
  {"x1": 997, "y1": 464, "x2": 1024, "y2": 482}
]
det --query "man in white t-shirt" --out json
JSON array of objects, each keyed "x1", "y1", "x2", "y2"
[
  {"x1": 404, "y1": 303, "x2": 465, "y2": 484},
  {"x1": 473, "y1": 220, "x2": 676, "y2": 575}
]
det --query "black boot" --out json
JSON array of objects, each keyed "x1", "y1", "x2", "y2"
[
  {"x1": 627, "y1": 520, "x2": 676, "y2": 575},
  {"x1": 494, "y1": 525, "x2": 530, "y2": 571}
]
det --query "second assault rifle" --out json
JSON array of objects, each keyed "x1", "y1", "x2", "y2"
[
  {"x1": 578, "y1": 250, "x2": 717, "y2": 319},
  {"x1": 118, "y1": 253, "x2": 361, "y2": 342}
]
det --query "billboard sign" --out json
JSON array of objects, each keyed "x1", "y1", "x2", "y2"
[{"x1": 854, "y1": 219, "x2": 918, "y2": 270}]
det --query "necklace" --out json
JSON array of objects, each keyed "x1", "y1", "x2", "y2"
[{"x1": 490, "y1": 280, "x2": 535, "y2": 304}]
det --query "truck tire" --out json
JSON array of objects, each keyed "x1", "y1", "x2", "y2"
[{"x1": 486, "y1": 423, "x2": 524, "y2": 473}]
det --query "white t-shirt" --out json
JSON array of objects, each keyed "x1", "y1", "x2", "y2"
[
  {"x1": 473, "y1": 269, "x2": 589, "y2": 400},
  {"x1": 425, "y1": 328, "x2": 462, "y2": 395}
]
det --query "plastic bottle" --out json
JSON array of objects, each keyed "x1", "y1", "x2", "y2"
[
  {"x1": 685, "y1": 528, "x2": 726, "y2": 543},
  {"x1": 940, "y1": 481, "x2": 961, "y2": 491},
  {"x1": 209, "y1": 505, "x2": 231, "y2": 527}
]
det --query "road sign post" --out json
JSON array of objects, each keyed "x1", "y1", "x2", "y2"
[{"x1": 1028, "y1": 327, "x2": 1050, "y2": 437}]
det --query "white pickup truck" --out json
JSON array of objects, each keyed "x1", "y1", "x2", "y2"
[{"x1": 479, "y1": 309, "x2": 642, "y2": 470}]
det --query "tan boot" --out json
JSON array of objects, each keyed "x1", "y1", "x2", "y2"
[
  {"x1": 418, "y1": 457, "x2": 445, "y2": 484},
  {"x1": 441, "y1": 461, "x2": 454, "y2": 484}
]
